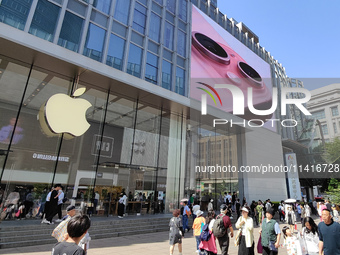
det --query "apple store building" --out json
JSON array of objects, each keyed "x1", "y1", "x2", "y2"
[{"x1": 0, "y1": 0, "x2": 288, "y2": 216}]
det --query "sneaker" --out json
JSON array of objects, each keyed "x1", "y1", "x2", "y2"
[
  {"x1": 41, "y1": 219, "x2": 49, "y2": 224},
  {"x1": 47, "y1": 221, "x2": 54, "y2": 225},
  {"x1": 55, "y1": 219, "x2": 62, "y2": 223},
  {"x1": 118, "y1": 216, "x2": 123, "y2": 218}
]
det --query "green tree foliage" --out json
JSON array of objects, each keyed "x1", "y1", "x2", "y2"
[
  {"x1": 326, "y1": 178, "x2": 340, "y2": 204},
  {"x1": 323, "y1": 137, "x2": 340, "y2": 164}
]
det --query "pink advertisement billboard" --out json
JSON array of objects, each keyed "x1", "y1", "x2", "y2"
[{"x1": 190, "y1": 5, "x2": 275, "y2": 130}]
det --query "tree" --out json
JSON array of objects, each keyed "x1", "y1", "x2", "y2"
[
  {"x1": 323, "y1": 137, "x2": 340, "y2": 164},
  {"x1": 326, "y1": 178, "x2": 340, "y2": 204}
]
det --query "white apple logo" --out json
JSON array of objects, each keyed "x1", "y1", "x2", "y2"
[{"x1": 45, "y1": 88, "x2": 92, "y2": 136}]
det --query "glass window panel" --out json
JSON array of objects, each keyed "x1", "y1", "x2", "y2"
[
  {"x1": 138, "y1": 0, "x2": 148, "y2": 6},
  {"x1": 58, "y1": 11, "x2": 83, "y2": 52},
  {"x1": 165, "y1": 11, "x2": 174, "y2": 23},
  {"x1": 178, "y1": 20, "x2": 186, "y2": 31},
  {"x1": 163, "y1": 22, "x2": 174, "y2": 50},
  {"x1": 106, "y1": 34, "x2": 125, "y2": 70},
  {"x1": 132, "y1": 2, "x2": 147, "y2": 34},
  {"x1": 321, "y1": 124, "x2": 328, "y2": 135},
  {"x1": 149, "y1": 13, "x2": 161, "y2": 43},
  {"x1": 166, "y1": 0, "x2": 175, "y2": 14},
  {"x1": 90, "y1": 10, "x2": 108, "y2": 27},
  {"x1": 312, "y1": 110, "x2": 325, "y2": 120},
  {"x1": 67, "y1": 0, "x2": 86, "y2": 17},
  {"x1": 112, "y1": 20, "x2": 127, "y2": 37},
  {"x1": 83, "y1": 23, "x2": 106, "y2": 62},
  {"x1": 178, "y1": 0, "x2": 187, "y2": 22},
  {"x1": 200, "y1": 3, "x2": 207, "y2": 13},
  {"x1": 29, "y1": 0, "x2": 60, "y2": 42},
  {"x1": 175, "y1": 67, "x2": 185, "y2": 96},
  {"x1": 131, "y1": 31, "x2": 144, "y2": 46},
  {"x1": 127, "y1": 44, "x2": 143, "y2": 78},
  {"x1": 333, "y1": 123, "x2": 338, "y2": 133},
  {"x1": 176, "y1": 56, "x2": 185, "y2": 68},
  {"x1": 177, "y1": 30, "x2": 186, "y2": 57},
  {"x1": 161, "y1": 60, "x2": 172, "y2": 90},
  {"x1": 114, "y1": 0, "x2": 130, "y2": 25},
  {"x1": 163, "y1": 49, "x2": 172, "y2": 61},
  {"x1": 0, "y1": 0, "x2": 33, "y2": 30},
  {"x1": 154, "y1": 0, "x2": 163, "y2": 5},
  {"x1": 145, "y1": 52, "x2": 158, "y2": 84},
  {"x1": 93, "y1": 0, "x2": 111, "y2": 14},
  {"x1": 148, "y1": 40, "x2": 159, "y2": 54},
  {"x1": 331, "y1": 106, "x2": 339, "y2": 116},
  {"x1": 152, "y1": 2, "x2": 162, "y2": 15}
]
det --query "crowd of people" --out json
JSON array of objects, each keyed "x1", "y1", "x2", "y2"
[{"x1": 169, "y1": 193, "x2": 340, "y2": 255}]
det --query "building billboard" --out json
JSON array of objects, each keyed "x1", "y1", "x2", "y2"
[{"x1": 190, "y1": 5, "x2": 275, "y2": 131}]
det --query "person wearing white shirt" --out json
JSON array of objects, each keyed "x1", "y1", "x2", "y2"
[
  {"x1": 55, "y1": 188, "x2": 64, "y2": 223},
  {"x1": 192, "y1": 201, "x2": 200, "y2": 221},
  {"x1": 235, "y1": 207, "x2": 254, "y2": 255}
]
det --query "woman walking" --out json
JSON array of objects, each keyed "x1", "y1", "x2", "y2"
[
  {"x1": 169, "y1": 209, "x2": 184, "y2": 255},
  {"x1": 256, "y1": 201, "x2": 264, "y2": 225},
  {"x1": 235, "y1": 207, "x2": 254, "y2": 255},
  {"x1": 300, "y1": 217, "x2": 319, "y2": 255},
  {"x1": 193, "y1": 210, "x2": 205, "y2": 253},
  {"x1": 199, "y1": 210, "x2": 217, "y2": 255}
]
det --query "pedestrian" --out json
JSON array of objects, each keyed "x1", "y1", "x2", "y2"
[
  {"x1": 318, "y1": 202, "x2": 327, "y2": 221},
  {"x1": 256, "y1": 200, "x2": 264, "y2": 225},
  {"x1": 36, "y1": 188, "x2": 48, "y2": 218},
  {"x1": 208, "y1": 199, "x2": 214, "y2": 212},
  {"x1": 24, "y1": 188, "x2": 34, "y2": 218},
  {"x1": 56, "y1": 186, "x2": 64, "y2": 222},
  {"x1": 282, "y1": 226, "x2": 300, "y2": 255},
  {"x1": 181, "y1": 201, "x2": 191, "y2": 232},
  {"x1": 192, "y1": 200, "x2": 200, "y2": 222},
  {"x1": 296, "y1": 203, "x2": 301, "y2": 222},
  {"x1": 318, "y1": 208, "x2": 340, "y2": 254},
  {"x1": 199, "y1": 210, "x2": 217, "y2": 255},
  {"x1": 52, "y1": 205, "x2": 77, "y2": 242},
  {"x1": 93, "y1": 191, "x2": 100, "y2": 215},
  {"x1": 192, "y1": 210, "x2": 205, "y2": 253},
  {"x1": 169, "y1": 209, "x2": 183, "y2": 255},
  {"x1": 260, "y1": 208, "x2": 281, "y2": 255},
  {"x1": 300, "y1": 203, "x2": 305, "y2": 225},
  {"x1": 286, "y1": 206, "x2": 296, "y2": 233},
  {"x1": 43, "y1": 184, "x2": 61, "y2": 224},
  {"x1": 301, "y1": 217, "x2": 319, "y2": 255},
  {"x1": 51, "y1": 214, "x2": 91, "y2": 255},
  {"x1": 117, "y1": 193, "x2": 125, "y2": 218},
  {"x1": 332, "y1": 205, "x2": 339, "y2": 221},
  {"x1": 265, "y1": 199, "x2": 271, "y2": 213},
  {"x1": 235, "y1": 207, "x2": 254, "y2": 255},
  {"x1": 278, "y1": 201, "x2": 285, "y2": 222},
  {"x1": 232, "y1": 192, "x2": 237, "y2": 212},
  {"x1": 304, "y1": 203, "x2": 311, "y2": 218},
  {"x1": 215, "y1": 204, "x2": 234, "y2": 255},
  {"x1": 236, "y1": 198, "x2": 241, "y2": 219}
]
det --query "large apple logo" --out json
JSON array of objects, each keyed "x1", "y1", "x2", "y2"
[{"x1": 44, "y1": 88, "x2": 92, "y2": 136}]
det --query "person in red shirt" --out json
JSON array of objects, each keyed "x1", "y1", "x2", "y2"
[{"x1": 217, "y1": 204, "x2": 234, "y2": 255}]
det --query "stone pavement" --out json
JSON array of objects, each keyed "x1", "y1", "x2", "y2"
[{"x1": 1, "y1": 215, "x2": 320, "y2": 255}]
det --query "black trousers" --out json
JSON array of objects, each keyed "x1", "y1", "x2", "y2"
[
  {"x1": 262, "y1": 246, "x2": 278, "y2": 255},
  {"x1": 57, "y1": 204, "x2": 62, "y2": 219},
  {"x1": 238, "y1": 235, "x2": 254, "y2": 255},
  {"x1": 217, "y1": 234, "x2": 230, "y2": 255}
]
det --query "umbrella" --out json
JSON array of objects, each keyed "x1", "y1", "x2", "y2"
[{"x1": 284, "y1": 198, "x2": 296, "y2": 203}]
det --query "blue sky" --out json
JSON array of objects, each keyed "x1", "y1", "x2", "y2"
[{"x1": 217, "y1": 0, "x2": 340, "y2": 90}]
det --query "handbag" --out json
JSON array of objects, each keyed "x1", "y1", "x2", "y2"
[
  {"x1": 257, "y1": 235, "x2": 263, "y2": 254},
  {"x1": 234, "y1": 230, "x2": 242, "y2": 246}
]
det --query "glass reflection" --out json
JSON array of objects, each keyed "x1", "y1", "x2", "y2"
[{"x1": 83, "y1": 23, "x2": 106, "y2": 62}]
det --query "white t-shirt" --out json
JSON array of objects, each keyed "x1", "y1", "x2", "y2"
[{"x1": 208, "y1": 219, "x2": 215, "y2": 231}]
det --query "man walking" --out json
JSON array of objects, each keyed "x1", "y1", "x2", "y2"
[
  {"x1": 181, "y1": 201, "x2": 191, "y2": 232},
  {"x1": 318, "y1": 208, "x2": 340, "y2": 254},
  {"x1": 260, "y1": 208, "x2": 281, "y2": 255},
  {"x1": 216, "y1": 204, "x2": 234, "y2": 255}
]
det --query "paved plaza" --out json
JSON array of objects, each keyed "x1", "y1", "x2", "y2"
[{"x1": 1, "y1": 215, "x2": 318, "y2": 255}]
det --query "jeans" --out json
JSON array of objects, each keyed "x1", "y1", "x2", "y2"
[
  {"x1": 195, "y1": 235, "x2": 201, "y2": 250},
  {"x1": 182, "y1": 215, "x2": 189, "y2": 231}
]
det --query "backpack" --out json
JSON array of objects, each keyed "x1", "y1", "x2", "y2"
[
  {"x1": 212, "y1": 215, "x2": 226, "y2": 237},
  {"x1": 200, "y1": 223, "x2": 211, "y2": 241}
]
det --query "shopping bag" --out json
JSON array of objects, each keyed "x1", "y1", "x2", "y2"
[{"x1": 257, "y1": 235, "x2": 263, "y2": 254}]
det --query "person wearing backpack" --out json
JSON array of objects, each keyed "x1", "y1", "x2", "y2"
[
  {"x1": 213, "y1": 204, "x2": 234, "y2": 255},
  {"x1": 235, "y1": 207, "x2": 254, "y2": 255},
  {"x1": 199, "y1": 210, "x2": 217, "y2": 255},
  {"x1": 192, "y1": 210, "x2": 205, "y2": 253},
  {"x1": 169, "y1": 209, "x2": 184, "y2": 255}
]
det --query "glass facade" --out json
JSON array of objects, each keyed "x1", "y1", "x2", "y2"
[
  {"x1": 0, "y1": 54, "x2": 192, "y2": 216},
  {"x1": 0, "y1": 0, "x2": 33, "y2": 30}
]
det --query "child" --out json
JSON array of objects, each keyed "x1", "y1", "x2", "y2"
[
  {"x1": 51, "y1": 214, "x2": 91, "y2": 255},
  {"x1": 192, "y1": 210, "x2": 205, "y2": 253},
  {"x1": 282, "y1": 226, "x2": 299, "y2": 255}
]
